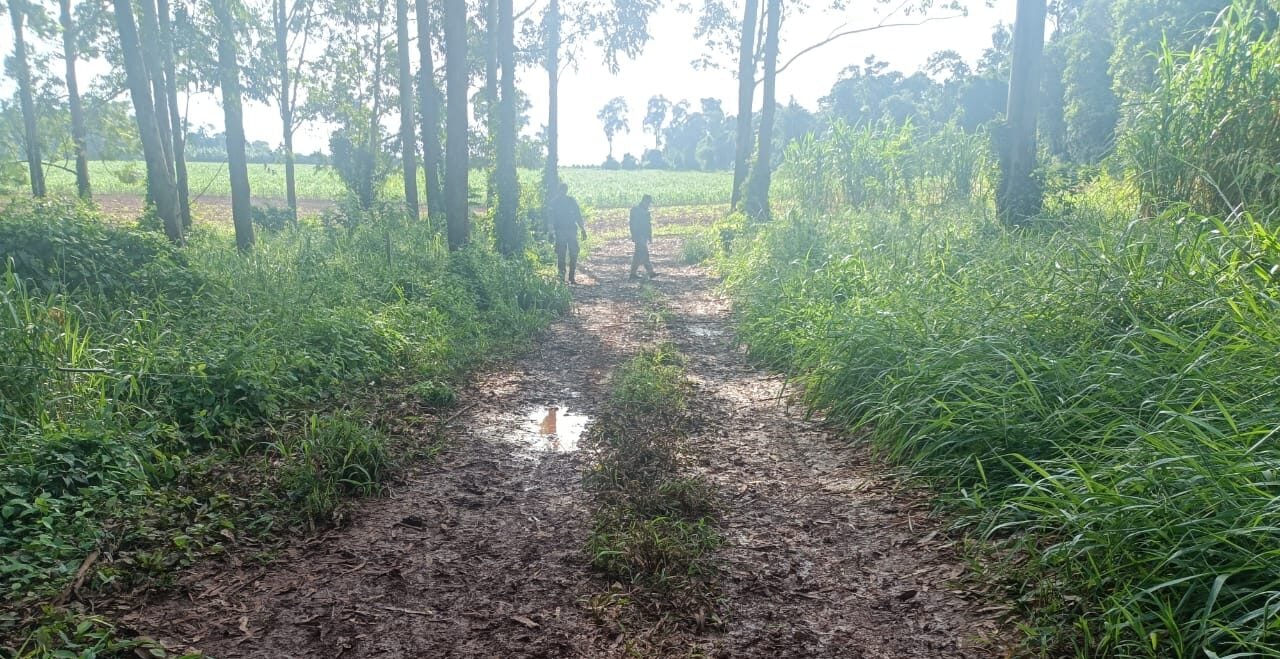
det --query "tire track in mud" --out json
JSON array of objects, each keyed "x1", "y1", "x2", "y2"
[{"x1": 121, "y1": 210, "x2": 1011, "y2": 657}]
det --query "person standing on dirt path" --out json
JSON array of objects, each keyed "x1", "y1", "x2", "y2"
[
  {"x1": 629, "y1": 194, "x2": 658, "y2": 280},
  {"x1": 549, "y1": 182, "x2": 587, "y2": 284}
]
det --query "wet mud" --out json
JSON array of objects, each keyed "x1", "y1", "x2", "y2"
[{"x1": 117, "y1": 209, "x2": 1013, "y2": 657}]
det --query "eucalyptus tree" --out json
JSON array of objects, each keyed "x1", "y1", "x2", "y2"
[
  {"x1": 307, "y1": 0, "x2": 394, "y2": 209},
  {"x1": 541, "y1": 0, "x2": 559, "y2": 197},
  {"x1": 741, "y1": 0, "x2": 777, "y2": 221},
  {"x1": 494, "y1": 0, "x2": 521, "y2": 254},
  {"x1": 6, "y1": 0, "x2": 46, "y2": 197},
  {"x1": 538, "y1": 0, "x2": 661, "y2": 196},
  {"x1": 272, "y1": 0, "x2": 319, "y2": 221},
  {"x1": 997, "y1": 0, "x2": 1046, "y2": 225},
  {"x1": 443, "y1": 0, "x2": 469, "y2": 248},
  {"x1": 157, "y1": 0, "x2": 190, "y2": 227},
  {"x1": 729, "y1": 0, "x2": 758, "y2": 208},
  {"x1": 415, "y1": 0, "x2": 443, "y2": 220},
  {"x1": 719, "y1": 0, "x2": 968, "y2": 215},
  {"x1": 212, "y1": 0, "x2": 254, "y2": 250},
  {"x1": 112, "y1": 0, "x2": 182, "y2": 242},
  {"x1": 642, "y1": 94, "x2": 669, "y2": 150},
  {"x1": 597, "y1": 96, "x2": 628, "y2": 160},
  {"x1": 395, "y1": 0, "x2": 418, "y2": 219},
  {"x1": 134, "y1": 0, "x2": 180, "y2": 214},
  {"x1": 58, "y1": 0, "x2": 90, "y2": 199}
]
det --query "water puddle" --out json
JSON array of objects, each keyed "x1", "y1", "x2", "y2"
[
  {"x1": 521, "y1": 405, "x2": 590, "y2": 452},
  {"x1": 688, "y1": 325, "x2": 725, "y2": 338}
]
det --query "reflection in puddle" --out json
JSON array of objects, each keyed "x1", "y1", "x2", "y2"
[
  {"x1": 688, "y1": 325, "x2": 725, "y2": 338},
  {"x1": 523, "y1": 405, "x2": 590, "y2": 452}
]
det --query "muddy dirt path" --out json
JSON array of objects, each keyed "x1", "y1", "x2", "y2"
[{"x1": 123, "y1": 211, "x2": 1011, "y2": 657}]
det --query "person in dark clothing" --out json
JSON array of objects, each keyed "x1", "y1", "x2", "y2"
[
  {"x1": 629, "y1": 194, "x2": 657, "y2": 280},
  {"x1": 549, "y1": 182, "x2": 586, "y2": 284}
]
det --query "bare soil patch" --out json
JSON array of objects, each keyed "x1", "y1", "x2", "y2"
[
  {"x1": 92, "y1": 194, "x2": 335, "y2": 225},
  {"x1": 117, "y1": 209, "x2": 1012, "y2": 657}
]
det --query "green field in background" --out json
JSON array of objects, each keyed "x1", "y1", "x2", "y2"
[{"x1": 40, "y1": 162, "x2": 732, "y2": 209}]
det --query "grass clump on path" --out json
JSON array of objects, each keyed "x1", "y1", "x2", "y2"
[
  {"x1": 0, "y1": 198, "x2": 567, "y2": 651},
  {"x1": 724, "y1": 180, "x2": 1280, "y2": 656},
  {"x1": 582, "y1": 346, "x2": 722, "y2": 629}
]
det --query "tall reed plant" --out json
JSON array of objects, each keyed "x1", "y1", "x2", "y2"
[{"x1": 1125, "y1": 1, "x2": 1280, "y2": 220}]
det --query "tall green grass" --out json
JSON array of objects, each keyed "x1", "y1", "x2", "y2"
[
  {"x1": 778, "y1": 120, "x2": 992, "y2": 216},
  {"x1": 725, "y1": 181, "x2": 1280, "y2": 655},
  {"x1": 0, "y1": 198, "x2": 566, "y2": 624},
  {"x1": 1125, "y1": 1, "x2": 1280, "y2": 219}
]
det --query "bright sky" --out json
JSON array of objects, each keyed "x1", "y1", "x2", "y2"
[{"x1": 4, "y1": 1, "x2": 1014, "y2": 167}]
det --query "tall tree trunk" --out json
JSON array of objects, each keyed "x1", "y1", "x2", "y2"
[
  {"x1": 59, "y1": 0, "x2": 91, "y2": 200},
  {"x1": 113, "y1": 0, "x2": 182, "y2": 242},
  {"x1": 213, "y1": 0, "x2": 254, "y2": 251},
  {"x1": 415, "y1": 0, "x2": 444, "y2": 221},
  {"x1": 997, "y1": 0, "x2": 1047, "y2": 226},
  {"x1": 483, "y1": 0, "x2": 498, "y2": 205},
  {"x1": 136, "y1": 0, "x2": 175, "y2": 183},
  {"x1": 494, "y1": 0, "x2": 519, "y2": 255},
  {"x1": 396, "y1": 0, "x2": 419, "y2": 219},
  {"x1": 542, "y1": 0, "x2": 559, "y2": 203},
  {"x1": 730, "y1": 0, "x2": 759, "y2": 210},
  {"x1": 157, "y1": 0, "x2": 191, "y2": 229},
  {"x1": 443, "y1": 0, "x2": 469, "y2": 249},
  {"x1": 743, "y1": 0, "x2": 779, "y2": 222},
  {"x1": 274, "y1": 0, "x2": 299, "y2": 222},
  {"x1": 363, "y1": 0, "x2": 388, "y2": 210},
  {"x1": 9, "y1": 1, "x2": 45, "y2": 198}
]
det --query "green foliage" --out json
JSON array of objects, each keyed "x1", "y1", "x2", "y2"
[
  {"x1": 0, "y1": 199, "x2": 194, "y2": 299},
  {"x1": 779, "y1": 120, "x2": 992, "y2": 216},
  {"x1": 587, "y1": 514, "x2": 721, "y2": 589},
  {"x1": 607, "y1": 344, "x2": 689, "y2": 415},
  {"x1": 251, "y1": 205, "x2": 295, "y2": 233},
  {"x1": 679, "y1": 232, "x2": 717, "y2": 265},
  {"x1": 725, "y1": 180, "x2": 1280, "y2": 656},
  {"x1": 36, "y1": 163, "x2": 732, "y2": 212},
  {"x1": 7, "y1": 608, "x2": 178, "y2": 659},
  {"x1": 0, "y1": 199, "x2": 566, "y2": 638},
  {"x1": 408, "y1": 380, "x2": 457, "y2": 408},
  {"x1": 1124, "y1": 1, "x2": 1280, "y2": 219},
  {"x1": 276, "y1": 414, "x2": 391, "y2": 527},
  {"x1": 582, "y1": 344, "x2": 721, "y2": 625}
]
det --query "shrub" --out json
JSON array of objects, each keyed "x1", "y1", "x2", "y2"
[
  {"x1": 0, "y1": 199, "x2": 195, "y2": 299},
  {"x1": 1125, "y1": 2, "x2": 1280, "y2": 219}
]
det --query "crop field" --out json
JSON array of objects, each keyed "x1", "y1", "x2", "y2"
[{"x1": 38, "y1": 161, "x2": 732, "y2": 210}]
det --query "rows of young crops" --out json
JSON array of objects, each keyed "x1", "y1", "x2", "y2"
[{"x1": 37, "y1": 162, "x2": 732, "y2": 210}]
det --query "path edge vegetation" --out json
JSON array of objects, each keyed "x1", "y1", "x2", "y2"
[
  {"x1": 709, "y1": 5, "x2": 1280, "y2": 655},
  {"x1": 0, "y1": 198, "x2": 569, "y2": 655}
]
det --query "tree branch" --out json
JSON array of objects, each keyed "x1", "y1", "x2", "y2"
[{"x1": 770, "y1": 13, "x2": 964, "y2": 81}]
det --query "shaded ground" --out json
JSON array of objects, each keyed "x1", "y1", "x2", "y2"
[{"x1": 118, "y1": 209, "x2": 1012, "y2": 657}]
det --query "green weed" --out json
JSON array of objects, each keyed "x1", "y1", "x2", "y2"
[
  {"x1": 587, "y1": 513, "x2": 721, "y2": 590},
  {"x1": 725, "y1": 175, "x2": 1280, "y2": 656},
  {"x1": 608, "y1": 344, "x2": 690, "y2": 415},
  {"x1": 679, "y1": 232, "x2": 717, "y2": 265},
  {"x1": 276, "y1": 414, "x2": 392, "y2": 528}
]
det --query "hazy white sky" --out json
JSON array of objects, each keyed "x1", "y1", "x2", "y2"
[{"x1": 5, "y1": 0, "x2": 1014, "y2": 166}]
